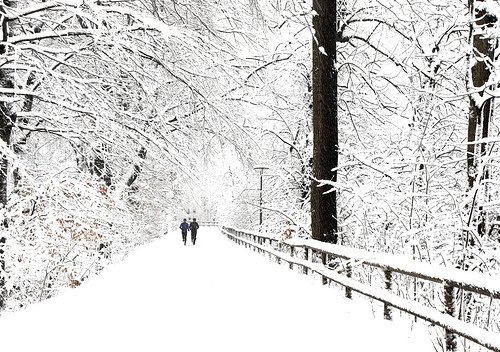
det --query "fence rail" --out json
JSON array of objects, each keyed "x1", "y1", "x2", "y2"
[
  {"x1": 199, "y1": 221, "x2": 219, "y2": 227},
  {"x1": 221, "y1": 226, "x2": 500, "y2": 352}
]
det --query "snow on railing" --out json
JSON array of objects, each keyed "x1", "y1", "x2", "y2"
[
  {"x1": 221, "y1": 226, "x2": 500, "y2": 352},
  {"x1": 199, "y1": 221, "x2": 219, "y2": 227}
]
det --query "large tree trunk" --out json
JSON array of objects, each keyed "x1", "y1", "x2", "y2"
[
  {"x1": 467, "y1": 0, "x2": 497, "y2": 238},
  {"x1": 0, "y1": 99, "x2": 10, "y2": 309},
  {"x1": 311, "y1": 0, "x2": 338, "y2": 243},
  {"x1": 0, "y1": 0, "x2": 13, "y2": 310}
]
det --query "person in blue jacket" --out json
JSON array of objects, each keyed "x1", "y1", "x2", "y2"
[{"x1": 179, "y1": 219, "x2": 189, "y2": 245}]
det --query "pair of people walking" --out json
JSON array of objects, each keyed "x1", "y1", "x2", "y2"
[{"x1": 179, "y1": 218, "x2": 199, "y2": 245}]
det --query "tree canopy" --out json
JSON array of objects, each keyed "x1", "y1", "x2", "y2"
[{"x1": 0, "y1": 0, "x2": 499, "y2": 333}]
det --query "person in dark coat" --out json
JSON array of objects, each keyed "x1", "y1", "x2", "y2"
[
  {"x1": 189, "y1": 218, "x2": 199, "y2": 245},
  {"x1": 179, "y1": 219, "x2": 189, "y2": 245}
]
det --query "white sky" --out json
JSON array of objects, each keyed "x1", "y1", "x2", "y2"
[{"x1": 0, "y1": 227, "x2": 434, "y2": 352}]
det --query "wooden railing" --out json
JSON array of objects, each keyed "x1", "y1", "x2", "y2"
[
  {"x1": 221, "y1": 226, "x2": 500, "y2": 352},
  {"x1": 199, "y1": 221, "x2": 219, "y2": 227}
]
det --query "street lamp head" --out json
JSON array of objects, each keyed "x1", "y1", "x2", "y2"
[{"x1": 254, "y1": 165, "x2": 269, "y2": 171}]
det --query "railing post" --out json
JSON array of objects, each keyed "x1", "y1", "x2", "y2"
[
  {"x1": 321, "y1": 252, "x2": 328, "y2": 285},
  {"x1": 289, "y1": 245, "x2": 294, "y2": 270},
  {"x1": 383, "y1": 269, "x2": 392, "y2": 320},
  {"x1": 268, "y1": 240, "x2": 273, "y2": 260},
  {"x1": 303, "y1": 248, "x2": 309, "y2": 275},
  {"x1": 444, "y1": 281, "x2": 457, "y2": 352},
  {"x1": 345, "y1": 261, "x2": 352, "y2": 299},
  {"x1": 272, "y1": 240, "x2": 280, "y2": 264}
]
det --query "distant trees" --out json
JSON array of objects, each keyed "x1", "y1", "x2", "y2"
[
  {"x1": 0, "y1": 0, "x2": 259, "y2": 310},
  {"x1": 192, "y1": 1, "x2": 315, "y2": 231}
]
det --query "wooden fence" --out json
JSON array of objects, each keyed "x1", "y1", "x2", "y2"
[
  {"x1": 221, "y1": 226, "x2": 500, "y2": 352},
  {"x1": 199, "y1": 221, "x2": 219, "y2": 227}
]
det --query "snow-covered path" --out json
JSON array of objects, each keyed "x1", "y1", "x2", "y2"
[{"x1": 0, "y1": 228, "x2": 433, "y2": 351}]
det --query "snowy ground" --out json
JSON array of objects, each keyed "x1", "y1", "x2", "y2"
[{"x1": 0, "y1": 227, "x2": 434, "y2": 352}]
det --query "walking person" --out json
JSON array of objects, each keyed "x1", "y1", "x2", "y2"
[
  {"x1": 179, "y1": 219, "x2": 189, "y2": 245},
  {"x1": 189, "y1": 218, "x2": 199, "y2": 245}
]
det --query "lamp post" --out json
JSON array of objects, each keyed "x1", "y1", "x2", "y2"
[{"x1": 254, "y1": 166, "x2": 269, "y2": 225}]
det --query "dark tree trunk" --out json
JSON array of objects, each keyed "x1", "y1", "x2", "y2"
[
  {"x1": 0, "y1": 0, "x2": 13, "y2": 310},
  {"x1": 0, "y1": 4, "x2": 12, "y2": 207},
  {"x1": 311, "y1": 0, "x2": 338, "y2": 243},
  {"x1": 13, "y1": 73, "x2": 35, "y2": 189},
  {"x1": 0, "y1": 234, "x2": 4, "y2": 309},
  {"x1": 467, "y1": 0, "x2": 497, "y2": 238},
  {"x1": 126, "y1": 146, "x2": 147, "y2": 187},
  {"x1": 92, "y1": 146, "x2": 113, "y2": 187},
  {"x1": 93, "y1": 155, "x2": 112, "y2": 187}
]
